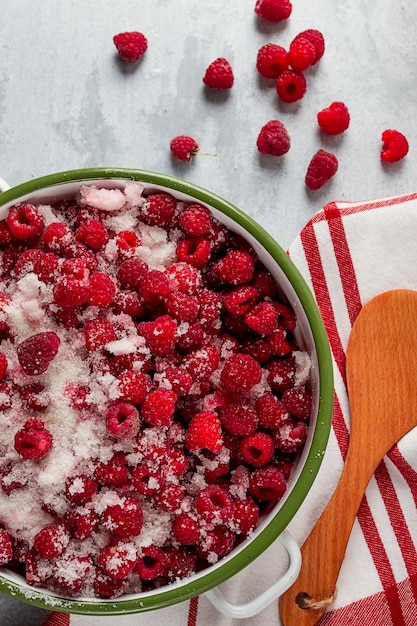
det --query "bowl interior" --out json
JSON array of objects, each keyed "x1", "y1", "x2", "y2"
[{"x1": 0, "y1": 168, "x2": 333, "y2": 614}]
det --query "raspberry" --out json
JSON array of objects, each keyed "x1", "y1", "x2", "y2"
[
  {"x1": 105, "y1": 401, "x2": 141, "y2": 438},
  {"x1": 245, "y1": 301, "x2": 279, "y2": 335},
  {"x1": 0, "y1": 381, "x2": 13, "y2": 410},
  {"x1": 305, "y1": 149, "x2": 338, "y2": 190},
  {"x1": 198, "y1": 288, "x2": 222, "y2": 332},
  {"x1": 112, "y1": 290, "x2": 146, "y2": 318},
  {"x1": 165, "y1": 262, "x2": 201, "y2": 295},
  {"x1": 94, "y1": 453, "x2": 129, "y2": 488},
  {"x1": 0, "y1": 220, "x2": 16, "y2": 247},
  {"x1": 43, "y1": 222, "x2": 74, "y2": 253},
  {"x1": 65, "y1": 474, "x2": 98, "y2": 505},
  {"x1": 176, "y1": 237, "x2": 211, "y2": 269},
  {"x1": 294, "y1": 29, "x2": 325, "y2": 64},
  {"x1": 240, "y1": 431, "x2": 275, "y2": 468},
  {"x1": 65, "y1": 509, "x2": 99, "y2": 540},
  {"x1": 0, "y1": 351, "x2": 8, "y2": 379},
  {"x1": 14, "y1": 419, "x2": 53, "y2": 459},
  {"x1": 195, "y1": 484, "x2": 233, "y2": 524},
  {"x1": 273, "y1": 418, "x2": 308, "y2": 452},
  {"x1": 281, "y1": 386, "x2": 312, "y2": 419},
  {"x1": 17, "y1": 331, "x2": 60, "y2": 376},
  {"x1": 134, "y1": 545, "x2": 167, "y2": 580},
  {"x1": 103, "y1": 496, "x2": 143, "y2": 538},
  {"x1": 52, "y1": 554, "x2": 93, "y2": 595},
  {"x1": 203, "y1": 57, "x2": 234, "y2": 89},
  {"x1": 88, "y1": 271, "x2": 116, "y2": 307},
  {"x1": 113, "y1": 31, "x2": 148, "y2": 63},
  {"x1": 94, "y1": 569, "x2": 128, "y2": 599},
  {"x1": 267, "y1": 356, "x2": 296, "y2": 392},
  {"x1": 116, "y1": 370, "x2": 149, "y2": 405},
  {"x1": 164, "y1": 445, "x2": 189, "y2": 475},
  {"x1": 255, "y1": 391, "x2": 289, "y2": 429},
  {"x1": 84, "y1": 319, "x2": 116, "y2": 351},
  {"x1": 131, "y1": 462, "x2": 163, "y2": 496},
  {"x1": 64, "y1": 241, "x2": 98, "y2": 272},
  {"x1": 176, "y1": 321, "x2": 205, "y2": 352},
  {"x1": 33, "y1": 523, "x2": 70, "y2": 559},
  {"x1": 139, "y1": 315, "x2": 178, "y2": 356},
  {"x1": 115, "y1": 230, "x2": 141, "y2": 259},
  {"x1": 154, "y1": 483, "x2": 185, "y2": 513},
  {"x1": 172, "y1": 512, "x2": 201, "y2": 545},
  {"x1": 232, "y1": 498, "x2": 259, "y2": 535},
  {"x1": 53, "y1": 275, "x2": 90, "y2": 307},
  {"x1": 196, "y1": 526, "x2": 235, "y2": 560},
  {"x1": 170, "y1": 135, "x2": 199, "y2": 162},
  {"x1": 317, "y1": 101, "x2": 350, "y2": 135},
  {"x1": 24, "y1": 548, "x2": 52, "y2": 586},
  {"x1": 255, "y1": 0, "x2": 292, "y2": 21},
  {"x1": 19, "y1": 382, "x2": 50, "y2": 412},
  {"x1": 33, "y1": 252, "x2": 59, "y2": 284},
  {"x1": 141, "y1": 192, "x2": 177, "y2": 228},
  {"x1": 117, "y1": 258, "x2": 148, "y2": 289},
  {"x1": 240, "y1": 337, "x2": 272, "y2": 364},
  {"x1": 0, "y1": 529, "x2": 13, "y2": 566},
  {"x1": 248, "y1": 465, "x2": 287, "y2": 501},
  {"x1": 163, "y1": 546, "x2": 196, "y2": 581},
  {"x1": 220, "y1": 402, "x2": 258, "y2": 436},
  {"x1": 220, "y1": 353, "x2": 262, "y2": 394},
  {"x1": 256, "y1": 120, "x2": 291, "y2": 156},
  {"x1": 276, "y1": 69, "x2": 307, "y2": 103},
  {"x1": 140, "y1": 269, "x2": 171, "y2": 305},
  {"x1": 223, "y1": 286, "x2": 260, "y2": 317},
  {"x1": 288, "y1": 37, "x2": 316, "y2": 72},
  {"x1": 141, "y1": 388, "x2": 177, "y2": 428},
  {"x1": 381, "y1": 129, "x2": 409, "y2": 163},
  {"x1": 183, "y1": 345, "x2": 220, "y2": 381},
  {"x1": 76, "y1": 219, "x2": 109, "y2": 251},
  {"x1": 266, "y1": 326, "x2": 293, "y2": 355},
  {"x1": 256, "y1": 43, "x2": 288, "y2": 79},
  {"x1": 6, "y1": 203, "x2": 44, "y2": 241},
  {"x1": 180, "y1": 204, "x2": 212, "y2": 237},
  {"x1": 185, "y1": 411, "x2": 223, "y2": 454},
  {"x1": 217, "y1": 250, "x2": 255, "y2": 285},
  {"x1": 98, "y1": 542, "x2": 138, "y2": 580},
  {"x1": 165, "y1": 291, "x2": 199, "y2": 322}
]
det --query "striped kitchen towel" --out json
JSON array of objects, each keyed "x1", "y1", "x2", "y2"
[{"x1": 43, "y1": 194, "x2": 417, "y2": 626}]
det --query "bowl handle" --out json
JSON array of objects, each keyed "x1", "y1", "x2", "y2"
[
  {"x1": 204, "y1": 530, "x2": 301, "y2": 619},
  {"x1": 0, "y1": 179, "x2": 11, "y2": 193}
]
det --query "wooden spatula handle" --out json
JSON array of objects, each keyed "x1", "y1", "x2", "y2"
[{"x1": 279, "y1": 449, "x2": 377, "y2": 626}]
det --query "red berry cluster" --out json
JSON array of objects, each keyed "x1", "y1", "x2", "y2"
[{"x1": 0, "y1": 183, "x2": 312, "y2": 598}]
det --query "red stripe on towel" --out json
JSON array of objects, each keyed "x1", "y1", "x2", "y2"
[
  {"x1": 187, "y1": 595, "x2": 199, "y2": 626},
  {"x1": 42, "y1": 613, "x2": 70, "y2": 626}
]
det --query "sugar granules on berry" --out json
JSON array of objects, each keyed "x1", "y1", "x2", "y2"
[{"x1": 0, "y1": 181, "x2": 313, "y2": 600}]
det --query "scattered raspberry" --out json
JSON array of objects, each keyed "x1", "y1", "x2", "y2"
[
  {"x1": 172, "y1": 513, "x2": 201, "y2": 545},
  {"x1": 98, "y1": 542, "x2": 138, "y2": 580},
  {"x1": 180, "y1": 204, "x2": 212, "y2": 237},
  {"x1": 65, "y1": 475, "x2": 98, "y2": 506},
  {"x1": 305, "y1": 149, "x2": 338, "y2": 190},
  {"x1": 254, "y1": 0, "x2": 292, "y2": 21},
  {"x1": 141, "y1": 388, "x2": 177, "y2": 428},
  {"x1": 76, "y1": 220, "x2": 109, "y2": 251},
  {"x1": 113, "y1": 31, "x2": 148, "y2": 63},
  {"x1": 14, "y1": 419, "x2": 53, "y2": 460},
  {"x1": 33, "y1": 523, "x2": 70, "y2": 559},
  {"x1": 195, "y1": 484, "x2": 233, "y2": 524},
  {"x1": 249, "y1": 465, "x2": 287, "y2": 501},
  {"x1": 256, "y1": 120, "x2": 291, "y2": 156},
  {"x1": 203, "y1": 57, "x2": 234, "y2": 90},
  {"x1": 105, "y1": 401, "x2": 141, "y2": 438},
  {"x1": 84, "y1": 319, "x2": 116, "y2": 351},
  {"x1": 288, "y1": 37, "x2": 316, "y2": 72},
  {"x1": 103, "y1": 497, "x2": 143, "y2": 538},
  {"x1": 217, "y1": 250, "x2": 255, "y2": 285},
  {"x1": 0, "y1": 529, "x2": 13, "y2": 566},
  {"x1": 17, "y1": 331, "x2": 60, "y2": 376},
  {"x1": 141, "y1": 192, "x2": 177, "y2": 228},
  {"x1": 185, "y1": 411, "x2": 223, "y2": 454},
  {"x1": 276, "y1": 69, "x2": 307, "y2": 103},
  {"x1": 221, "y1": 353, "x2": 262, "y2": 393},
  {"x1": 256, "y1": 43, "x2": 288, "y2": 79},
  {"x1": 220, "y1": 402, "x2": 258, "y2": 436},
  {"x1": 170, "y1": 135, "x2": 199, "y2": 162},
  {"x1": 293, "y1": 29, "x2": 325, "y2": 64},
  {"x1": 317, "y1": 101, "x2": 350, "y2": 135},
  {"x1": 240, "y1": 431, "x2": 275, "y2": 468},
  {"x1": 380, "y1": 129, "x2": 409, "y2": 163},
  {"x1": 134, "y1": 546, "x2": 167, "y2": 580},
  {"x1": 88, "y1": 272, "x2": 116, "y2": 307},
  {"x1": 6, "y1": 203, "x2": 44, "y2": 241}
]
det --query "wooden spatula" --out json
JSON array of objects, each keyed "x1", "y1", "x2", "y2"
[{"x1": 279, "y1": 289, "x2": 417, "y2": 626}]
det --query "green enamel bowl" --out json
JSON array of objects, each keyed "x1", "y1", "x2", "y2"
[{"x1": 0, "y1": 168, "x2": 333, "y2": 617}]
